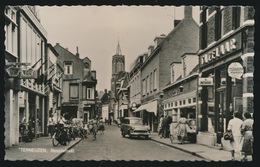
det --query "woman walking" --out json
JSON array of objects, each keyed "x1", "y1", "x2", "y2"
[
  {"x1": 241, "y1": 112, "x2": 253, "y2": 161},
  {"x1": 175, "y1": 113, "x2": 189, "y2": 144},
  {"x1": 227, "y1": 111, "x2": 243, "y2": 161}
]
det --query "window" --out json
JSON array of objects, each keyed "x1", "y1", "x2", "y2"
[
  {"x1": 69, "y1": 84, "x2": 79, "y2": 100},
  {"x1": 150, "y1": 73, "x2": 153, "y2": 93},
  {"x1": 183, "y1": 100, "x2": 186, "y2": 105},
  {"x1": 153, "y1": 69, "x2": 157, "y2": 90},
  {"x1": 146, "y1": 76, "x2": 149, "y2": 95},
  {"x1": 142, "y1": 79, "x2": 146, "y2": 96},
  {"x1": 232, "y1": 7, "x2": 241, "y2": 30},
  {"x1": 87, "y1": 88, "x2": 94, "y2": 99},
  {"x1": 64, "y1": 62, "x2": 73, "y2": 75}
]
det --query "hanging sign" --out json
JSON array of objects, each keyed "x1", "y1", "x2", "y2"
[
  {"x1": 6, "y1": 67, "x2": 20, "y2": 78},
  {"x1": 19, "y1": 69, "x2": 38, "y2": 79},
  {"x1": 228, "y1": 62, "x2": 244, "y2": 79}
]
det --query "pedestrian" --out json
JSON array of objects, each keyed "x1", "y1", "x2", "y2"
[
  {"x1": 175, "y1": 113, "x2": 189, "y2": 144},
  {"x1": 227, "y1": 111, "x2": 243, "y2": 161},
  {"x1": 161, "y1": 115, "x2": 168, "y2": 138},
  {"x1": 169, "y1": 119, "x2": 175, "y2": 144},
  {"x1": 48, "y1": 114, "x2": 55, "y2": 138},
  {"x1": 158, "y1": 115, "x2": 164, "y2": 136},
  {"x1": 240, "y1": 112, "x2": 253, "y2": 161}
]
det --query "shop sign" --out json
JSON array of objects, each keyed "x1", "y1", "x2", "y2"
[
  {"x1": 199, "y1": 78, "x2": 213, "y2": 86},
  {"x1": 6, "y1": 67, "x2": 20, "y2": 77},
  {"x1": 200, "y1": 33, "x2": 242, "y2": 66},
  {"x1": 228, "y1": 62, "x2": 244, "y2": 79},
  {"x1": 19, "y1": 69, "x2": 37, "y2": 79}
]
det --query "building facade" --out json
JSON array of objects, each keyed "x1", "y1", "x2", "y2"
[
  {"x1": 197, "y1": 6, "x2": 254, "y2": 147},
  {"x1": 134, "y1": 6, "x2": 199, "y2": 132},
  {"x1": 54, "y1": 44, "x2": 97, "y2": 123},
  {"x1": 5, "y1": 6, "x2": 48, "y2": 147},
  {"x1": 46, "y1": 44, "x2": 63, "y2": 126},
  {"x1": 128, "y1": 54, "x2": 145, "y2": 115}
]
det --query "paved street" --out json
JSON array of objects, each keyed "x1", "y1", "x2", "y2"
[{"x1": 58, "y1": 125, "x2": 203, "y2": 161}]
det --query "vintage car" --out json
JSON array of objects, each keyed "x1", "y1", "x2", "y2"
[{"x1": 120, "y1": 117, "x2": 150, "y2": 139}]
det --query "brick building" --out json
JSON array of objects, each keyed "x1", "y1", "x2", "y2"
[
  {"x1": 134, "y1": 6, "x2": 199, "y2": 132},
  {"x1": 54, "y1": 44, "x2": 97, "y2": 123},
  {"x1": 196, "y1": 6, "x2": 254, "y2": 148},
  {"x1": 162, "y1": 53, "x2": 199, "y2": 128}
]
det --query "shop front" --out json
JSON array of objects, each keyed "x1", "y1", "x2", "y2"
[
  {"x1": 197, "y1": 27, "x2": 254, "y2": 147},
  {"x1": 133, "y1": 100, "x2": 158, "y2": 132}
]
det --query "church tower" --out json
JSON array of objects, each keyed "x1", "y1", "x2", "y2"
[{"x1": 111, "y1": 41, "x2": 125, "y2": 98}]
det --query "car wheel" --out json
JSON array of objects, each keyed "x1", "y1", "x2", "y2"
[{"x1": 145, "y1": 135, "x2": 149, "y2": 139}]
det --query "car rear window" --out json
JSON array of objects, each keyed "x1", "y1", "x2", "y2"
[{"x1": 130, "y1": 119, "x2": 143, "y2": 125}]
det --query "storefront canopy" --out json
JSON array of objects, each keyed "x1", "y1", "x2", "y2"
[{"x1": 133, "y1": 100, "x2": 158, "y2": 116}]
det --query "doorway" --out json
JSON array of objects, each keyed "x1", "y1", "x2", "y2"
[{"x1": 216, "y1": 90, "x2": 226, "y2": 144}]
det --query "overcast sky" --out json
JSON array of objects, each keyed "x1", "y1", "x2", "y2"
[{"x1": 37, "y1": 6, "x2": 200, "y2": 92}]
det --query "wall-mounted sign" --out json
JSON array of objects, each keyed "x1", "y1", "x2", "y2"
[
  {"x1": 6, "y1": 67, "x2": 20, "y2": 77},
  {"x1": 19, "y1": 69, "x2": 37, "y2": 79},
  {"x1": 199, "y1": 78, "x2": 213, "y2": 86},
  {"x1": 200, "y1": 33, "x2": 242, "y2": 66},
  {"x1": 228, "y1": 62, "x2": 244, "y2": 79}
]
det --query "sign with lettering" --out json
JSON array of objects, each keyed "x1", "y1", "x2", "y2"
[
  {"x1": 6, "y1": 67, "x2": 20, "y2": 77},
  {"x1": 228, "y1": 62, "x2": 244, "y2": 79},
  {"x1": 19, "y1": 69, "x2": 37, "y2": 79},
  {"x1": 200, "y1": 33, "x2": 242, "y2": 66},
  {"x1": 199, "y1": 78, "x2": 213, "y2": 86}
]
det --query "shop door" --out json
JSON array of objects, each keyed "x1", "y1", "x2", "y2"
[{"x1": 216, "y1": 90, "x2": 226, "y2": 144}]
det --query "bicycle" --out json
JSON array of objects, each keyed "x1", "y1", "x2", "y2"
[{"x1": 52, "y1": 124, "x2": 72, "y2": 147}]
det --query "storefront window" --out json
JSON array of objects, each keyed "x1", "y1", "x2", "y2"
[
  {"x1": 206, "y1": 72, "x2": 215, "y2": 133},
  {"x1": 231, "y1": 77, "x2": 243, "y2": 113}
]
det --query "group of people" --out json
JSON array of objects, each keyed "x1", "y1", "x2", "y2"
[
  {"x1": 158, "y1": 113, "x2": 194, "y2": 144},
  {"x1": 158, "y1": 115, "x2": 172, "y2": 138},
  {"x1": 227, "y1": 111, "x2": 253, "y2": 161},
  {"x1": 48, "y1": 113, "x2": 105, "y2": 141}
]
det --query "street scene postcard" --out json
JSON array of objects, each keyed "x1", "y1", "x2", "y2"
[{"x1": 3, "y1": 5, "x2": 255, "y2": 163}]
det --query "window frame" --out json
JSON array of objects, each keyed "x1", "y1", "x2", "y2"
[
  {"x1": 69, "y1": 83, "x2": 79, "y2": 101},
  {"x1": 64, "y1": 61, "x2": 73, "y2": 75}
]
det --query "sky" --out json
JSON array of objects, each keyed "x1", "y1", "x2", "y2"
[{"x1": 37, "y1": 6, "x2": 200, "y2": 92}]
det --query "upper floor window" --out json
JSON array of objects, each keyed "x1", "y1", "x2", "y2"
[
  {"x1": 83, "y1": 87, "x2": 94, "y2": 100},
  {"x1": 153, "y1": 69, "x2": 157, "y2": 90},
  {"x1": 64, "y1": 62, "x2": 73, "y2": 75},
  {"x1": 69, "y1": 84, "x2": 79, "y2": 101}
]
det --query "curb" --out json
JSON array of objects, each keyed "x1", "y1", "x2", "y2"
[
  {"x1": 150, "y1": 138, "x2": 209, "y2": 160},
  {"x1": 49, "y1": 138, "x2": 82, "y2": 161}
]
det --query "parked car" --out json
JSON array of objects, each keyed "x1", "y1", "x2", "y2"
[{"x1": 120, "y1": 117, "x2": 150, "y2": 139}]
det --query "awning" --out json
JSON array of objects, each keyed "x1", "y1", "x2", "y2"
[{"x1": 133, "y1": 100, "x2": 158, "y2": 116}]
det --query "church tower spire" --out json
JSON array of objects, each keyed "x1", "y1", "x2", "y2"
[{"x1": 116, "y1": 40, "x2": 122, "y2": 55}]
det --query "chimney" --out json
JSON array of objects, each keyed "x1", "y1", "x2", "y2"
[
  {"x1": 184, "y1": 6, "x2": 192, "y2": 19},
  {"x1": 76, "y1": 46, "x2": 79, "y2": 57}
]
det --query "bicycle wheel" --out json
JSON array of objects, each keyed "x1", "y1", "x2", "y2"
[{"x1": 52, "y1": 131, "x2": 60, "y2": 147}]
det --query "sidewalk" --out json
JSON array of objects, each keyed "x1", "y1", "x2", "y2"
[
  {"x1": 149, "y1": 132, "x2": 252, "y2": 161},
  {"x1": 4, "y1": 136, "x2": 82, "y2": 161}
]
